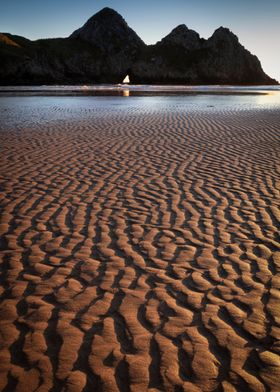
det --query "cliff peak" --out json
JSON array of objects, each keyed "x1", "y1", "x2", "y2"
[
  {"x1": 70, "y1": 7, "x2": 144, "y2": 51},
  {"x1": 160, "y1": 24, "x2": 201, "y2": 50},
  {"x1": 209, "y1": 27, "x2": 239, "y2": 44},
  {"x1": 171, "y1": 24, "x2": 190, "y2": 33}
]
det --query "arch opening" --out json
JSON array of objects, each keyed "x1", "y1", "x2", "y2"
[{"x1": 122, "y1": 74, "x2": 130, "y2": 84}]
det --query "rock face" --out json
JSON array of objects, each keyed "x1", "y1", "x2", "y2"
[
  {"x1": 159, "y1": 25, "x2": 202, "y2": 51},
  {"x1": 0, "y1": 8, "x2": 144, "y2": 85},
  {"x1": 70, "y1": 7, "x2": 145, "y2": 81},
  {"x1": 70, "y1": 8, "x2": 144, "y2": 52},
  {"x1": 0, "y1": 8, "x2": 278, "y2": 85},
  {"x1": 0, "y1": 33, "x2": 103, "y2": 85},
  {"x1": 201, "y1": 27, "x2": 271, "y2": 84},
  {"x1": 130, "y1": 26, "x2": 277, "y2": 85}
]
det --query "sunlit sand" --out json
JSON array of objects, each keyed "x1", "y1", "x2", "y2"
[{"x1": 0, "y1": 94, "x2": 280, "y2": 391}]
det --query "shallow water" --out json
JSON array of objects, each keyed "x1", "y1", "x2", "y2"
[
  {"x1": 0, "y1": 84, "x2": 280, "y2": 93},
  {"x1": 0, "y1": 90, "x2": 280, "y2": 129}
]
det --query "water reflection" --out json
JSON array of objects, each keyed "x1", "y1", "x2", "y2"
[
  {"x1": 0, "y1": 88, "x2": 280, "y2": 128},
  {"x1": 255, "y1": 90, "x2": 280, "y2": 106}
]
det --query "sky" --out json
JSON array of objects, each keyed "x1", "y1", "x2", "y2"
[{"x1": 1, "y1": 0, "x2": 279, "y2": 81}]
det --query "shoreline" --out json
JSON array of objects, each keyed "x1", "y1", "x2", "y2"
[{"x1": 0, "y1": 84, "x2": 279, "y2": 95}]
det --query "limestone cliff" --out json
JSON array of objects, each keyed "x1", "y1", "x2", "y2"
[
  {"x1": 130, "y1": 26, "x2": 277, "y2": 85},
  {"x1": 0, "y1": 9, "x2": 277, "y2": 85}
]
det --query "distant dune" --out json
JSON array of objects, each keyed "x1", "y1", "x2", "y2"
[{"x1": 0, "y1": 7, "x2": 278, "y2": 85}]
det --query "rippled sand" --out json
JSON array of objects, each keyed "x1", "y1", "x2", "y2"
[{"x1": 0, "y1": 97, "x2": 280, "y2": 392}]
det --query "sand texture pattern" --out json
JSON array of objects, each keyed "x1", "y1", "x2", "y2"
[{"x1": 1, "y1": 102, "x2": 280, "y2": 392}]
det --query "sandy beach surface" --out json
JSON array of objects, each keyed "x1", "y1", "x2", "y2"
[{"x1": 1, "y1": 94, "x2": 280, "y2": 392}]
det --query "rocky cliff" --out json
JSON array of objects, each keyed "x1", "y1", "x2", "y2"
[
  {"x1": 0, "y1": 8, "x2": 277, "y2": 85},
  {"x1": 70, "y1": 8, "x2": 145, "y2": 81},
  {"x1": 0, "y1": 33, "x2": 103, "y2": 85},
  {"x1": 0, "y1": 8, "x2": 144, "y2": 85},
  {"x1": 130, "y1": 26, "x2": 276, "y2": 85}
]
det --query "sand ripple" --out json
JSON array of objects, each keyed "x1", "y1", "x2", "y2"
[{"x1": 0, "y1": 103, "x2": 280, "y2": 391}]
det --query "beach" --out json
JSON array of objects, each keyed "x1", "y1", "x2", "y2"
[{"x1": 0, "y1": 93, "x2": 280, "y2": 391}]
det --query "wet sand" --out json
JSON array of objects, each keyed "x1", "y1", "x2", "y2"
[{"x1": 0, "y1": 97, "x2": 280, "y2": 391}]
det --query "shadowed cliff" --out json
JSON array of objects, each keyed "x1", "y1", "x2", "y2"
[
  {"x1": 0, "y1": 8, "x2": 278, "y2": 85},
  {"x1": 130, "y1": 26, "x2": 277, "y2": 85}
]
